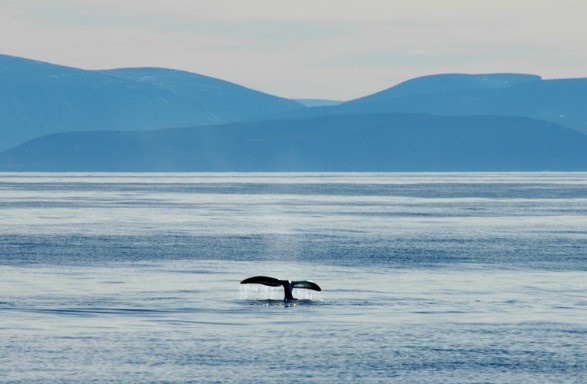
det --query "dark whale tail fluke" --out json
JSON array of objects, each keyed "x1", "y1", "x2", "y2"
[{"x1": 241, "y1": 276, "x2": 321, "y2": 301}]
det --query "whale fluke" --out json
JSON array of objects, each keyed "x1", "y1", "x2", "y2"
[
  {"x1": 241, "y1": 276, "x2": 283, "y2": 287},
  {"x1": 291, "y1": 280, "x2": 321, "y2": 291},
  {"x1": 241, "y1": 276, "x2": 321, "y2": 301}
]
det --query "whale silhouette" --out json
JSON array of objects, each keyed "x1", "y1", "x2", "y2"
[{"x1": 240, "y1": 276, "x2": 321, "y2": 301}]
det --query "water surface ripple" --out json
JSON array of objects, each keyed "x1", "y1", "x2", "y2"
[{"x1": 0, "y1": 173, "x2": 585, "y2": 383}]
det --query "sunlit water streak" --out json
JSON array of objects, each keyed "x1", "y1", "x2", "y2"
[{"x1": 0, "y1": 173, "x2": 585, "y2": 383}]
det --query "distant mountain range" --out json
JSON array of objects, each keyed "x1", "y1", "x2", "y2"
[
  {"x1": 0, "y1": 54, "x2": 302, "y2": 152},
  {"x1": 1, "y1": 114, "x2": 585, "y2": 171},
  {"x1": 264, "y1": 73, "x2": 587, "y2": 135},
  {"x1": 1, "y1": 54, "x2": 586, "y2": 171}
]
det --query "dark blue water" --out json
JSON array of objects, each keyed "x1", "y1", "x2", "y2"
[{"x1": 1, "y1": 173, "x2": 585, "y2": 383}]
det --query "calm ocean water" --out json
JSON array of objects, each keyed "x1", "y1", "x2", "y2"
[{"x1": 0, "y1": 172, "x2": 585, "y2": 383}]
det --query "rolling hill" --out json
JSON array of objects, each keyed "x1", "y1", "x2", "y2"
[
  {"x1": 264, "y1": 73, "x2": 587, "y2": 134},
  {"x1": 0, "y1": 54, "x2": 303, "y2": 151},
  {"x1": 2, "y1": 54, "x2": 586, "y2": 172},
  {"x1": 1, "y1": 113, "x2": 585, "y2": 172}
]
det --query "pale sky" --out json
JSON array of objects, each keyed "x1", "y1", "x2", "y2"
[{"x1": 1, "y1": 0, "x2": 586, "y2": 100}]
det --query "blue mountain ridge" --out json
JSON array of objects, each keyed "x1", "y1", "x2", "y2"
[
  {"x1": 1, "y1": 113, "x2": 585, "y2": 171},
  {"x1": 0, "y1": 54, "x2": 303, "y2": 151},
  {"x1": 2, "y1": 54, "x2": 587, "y2": 171},
  {"x1": 260, "y1": 74, "x2": 587, "y2": 135}
]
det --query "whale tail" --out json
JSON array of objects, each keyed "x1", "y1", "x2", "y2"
[{"x1": 240, "y1": 276, "x2": 321, "y2": 301}]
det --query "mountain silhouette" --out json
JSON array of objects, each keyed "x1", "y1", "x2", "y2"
[
  {"x1": 0, "y1": 54, "x2": 302, "y2": 151},
  {"x1": 263, "y1": 73, "x2": 587, "y2": 134},
  {"x1": 1, "y1": 113, "x2": 585, "y2": 172},
  {"x1": 2, "y1": 55, "x2": 586, "y2": 172}
]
